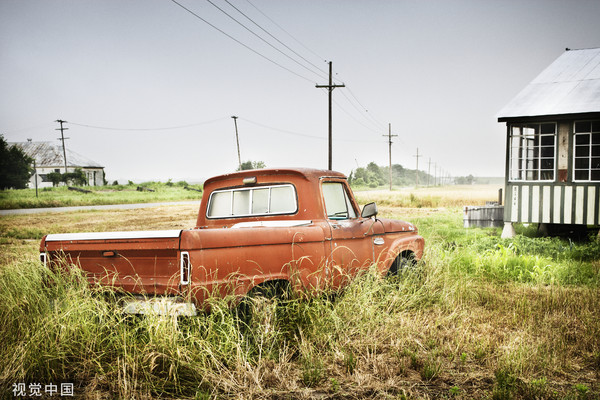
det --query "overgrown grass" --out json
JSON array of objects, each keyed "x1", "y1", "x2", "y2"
[
  {"x1": 0, "y1": 182, "x2": 202, "y2": 210},
  {"x1": 355, "y1": 184, "x2": 502, "y2": 208},
  {"x1": 0, "y1": 201, "x2": 599, "y2": 398}
]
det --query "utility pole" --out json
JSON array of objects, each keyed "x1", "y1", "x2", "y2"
[
  {"x1": 427, "y1": 158, "x2": 432, "y2": 187},
  {"x1": 413, "y1": 148, "x2": 422, "y2": 187},
  {"x1": 55, "y1": 119, "x2": 69, "y2": 173},
  {"x1": 382, "y1": 123, "x2": 397, "y2": 191},
  {"x1": 33, "y1": 159, "x2": 38, "y2": 198},
  {"x1": 316, "y1": 61, "x2": 345, "y2": 170},
  {"x1": 231, "y1": 116, "x2": 242, "y2": 170}
]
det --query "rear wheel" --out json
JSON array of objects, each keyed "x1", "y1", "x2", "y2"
[{"x1": 236, "y1": 280, "x2": 291, "y2": 323}]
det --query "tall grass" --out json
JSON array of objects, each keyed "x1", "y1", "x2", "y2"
[{"x1": 1, "y1": 205, "x2": 599, "y2": 398}]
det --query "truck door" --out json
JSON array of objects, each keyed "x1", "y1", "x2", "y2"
[{"x1": 321, "y1": 180, "x2": 383, "y2": 287}]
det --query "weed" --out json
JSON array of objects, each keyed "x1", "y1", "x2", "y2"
[
  {"x1": 420, "y1": 357, "x2": 442, "y2": 381},
  {"x1": 493, "y1": 368, "x2": 520, "y2": 400},
  {"x1": 330, "y1": 377, "x2": 340, "y2": 393},
  {"x1": 342, "y1": 348, "x2": 357, "y2": 374},
  {"x1": 574, "y1": 384, "x2": 590, "y2": 400},
  {"x1": 300, "y1": 349, "x2": 325, "y2": 387}
]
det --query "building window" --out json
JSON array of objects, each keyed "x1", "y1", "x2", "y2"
[
  {"x1": 573, "y1": 121, "x2": 600, "y2": 181},
  {"x1": 509, "y1": 123, "x2": 556, "y2": 181},
  {"x1": 206, "y1": 184, "x2": 297, "y2": 218}
]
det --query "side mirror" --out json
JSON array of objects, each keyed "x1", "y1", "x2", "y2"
[{"x1": 361, "y1": 202, "x2": 378, "y2": 218}]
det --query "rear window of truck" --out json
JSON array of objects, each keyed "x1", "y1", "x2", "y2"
[{"x1": 207, "y1": 184, "x2": 297, "y2": 218}]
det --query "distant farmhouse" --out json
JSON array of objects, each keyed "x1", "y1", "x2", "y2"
[
  {"x1": 498, "y1": 47, "x2": 600, "y2": 237},
  {"x1": 10, "y1": 141, "x2": 105, "y2": 188}
]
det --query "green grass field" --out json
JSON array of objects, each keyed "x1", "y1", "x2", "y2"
[
  {"x1": 0, "y1": 189, "x2": 598, "y2": 399},
  {"x1": 0, "y1": 181, "x2": 203, "y2": 210}
]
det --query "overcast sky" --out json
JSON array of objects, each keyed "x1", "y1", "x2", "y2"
[{"x1": 2, "y1": 0, "x2": 599, "y2": 183}]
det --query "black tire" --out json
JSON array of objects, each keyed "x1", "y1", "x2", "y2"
[
  {"x1": 386, "y1": 253, "x2": 416, "y2": 277},
  {"x1": 235, "y1": 280, "x2": 291, "y2": 323}
]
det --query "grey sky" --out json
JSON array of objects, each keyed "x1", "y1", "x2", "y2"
[{"x1": 2, "y1": 0, "x2": 599, "y2": 183}]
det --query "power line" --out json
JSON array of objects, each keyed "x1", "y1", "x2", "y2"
[
  {"x1": 332, "y1": 96, "x2": 381, "y2": 135},
  {"x1": 240, "y1": 117, "x2": 324, "y2": 140},
  {"x1": 243, "y1": 0, "x2": 327, "y2": 64},
  {"x1": 337, "y1": 89, "x2": 384, "y2": 133},
  {"x1": 240, "y1": 117, "x2": 381, "y2": 143},
  {"x1": 172, "y1": 0, "x2": 386, "y2": 138},
  {"x1": 204, "y1": 0, "x2": 324, "y2": 81},
  {"x1": 68, "y1": 117, "x2": 230, "y2": 131},
  {"x1": 345, "y1": 87, "x2": 387, "y2": 130},
  {"x1": 220, "y1": 0, "x2": 328, "y2": 80},
  {"x1": 170, "y1": 0, "x2": 314, "y2": 83}
]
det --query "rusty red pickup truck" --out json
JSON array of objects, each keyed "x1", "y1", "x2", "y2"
[{"x1": 40, "y1": 168, "x2": 424, "y2": 315}]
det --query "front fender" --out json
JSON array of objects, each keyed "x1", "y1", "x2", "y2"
[{"x1": 377, "y1": 233, "x2": 424, "y2": 273}]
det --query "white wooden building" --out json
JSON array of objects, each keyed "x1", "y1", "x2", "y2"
[
  {"x1": 10, "y1": 141, "x2": 105, "y2": 188},
  {"x1": 497, "y1": 47, "x2": 600, "y2": 236}
]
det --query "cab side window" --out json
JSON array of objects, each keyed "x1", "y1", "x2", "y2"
[{"x1": 322, "y1": 182, "x2": 357, "y2": 220}]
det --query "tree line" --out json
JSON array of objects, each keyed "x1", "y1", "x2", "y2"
[{"x1": 348, "y1": 162, "x2": 435, "y2": 188}]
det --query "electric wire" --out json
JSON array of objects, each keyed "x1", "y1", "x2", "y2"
[
  {"x1": 68, "y1": 116, "x2": 230, "y2": 131},
  {"x1": 345, "y1": 86, "x2": 387, "y2": 130},
  {"x1": 205, "y1": 0, "x2": 324, "y2": 81},
  {"x1": 220, "y1": 0, "x2": 329, "y2": 80},
  {"x1": 171, "y1": 0, "x2": 387, "y2": 141},
  {"x1": 338, "y1": 89, "x2": 385, "y2": 133},
  {"x1": 332, "y1": 97, "x2": 383, "y2": 136},
  {"x1": 170, "y1": 0, "x2": 314, "y2": 83},
  {"x1": 243, "y1": 0, "x2": 327, "y2": 65},
  {"x1": 240, "y1": 116, "x2": 382, "y2": 143}
]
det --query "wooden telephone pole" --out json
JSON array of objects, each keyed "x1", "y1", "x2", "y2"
[
  {"x1": 231, "y1": 116, "x2": 242, "y2": 170},
  {"x1": 316, "y1": 61, "x2": 344, "y2": 170},
  {"x1": 383, "y1": 123, "x2": 397, "y2": 191},
  {"x1": 413, "y1": 148, "x2": 422, "y2": 187},
  {"x1": 55, "y1": 119, "x2": 69, "y2": 173}
]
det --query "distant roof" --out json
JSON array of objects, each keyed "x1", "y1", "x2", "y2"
[
  {"x1": 10, "y1": 141, "x2": 104, "y2": 168},
  {"x1": 498, "y1": 47, "x2": 600, "y2": 121}
]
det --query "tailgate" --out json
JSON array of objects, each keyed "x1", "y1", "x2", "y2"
[{"x1": 42, "y1": 230, "x2": 185, "y2": 295}]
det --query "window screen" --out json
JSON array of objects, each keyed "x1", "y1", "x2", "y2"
[
  {"x1": 509, "y1": 123, "x2": 556, "y2": 181},
  {"x1": 574, "y1": 120, "x2": 600, "y2": 181}
]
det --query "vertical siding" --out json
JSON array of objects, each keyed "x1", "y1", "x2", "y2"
[
  {"x1": 588, "y1": 187, "x2": 596, "y2": 225},
  {"x1": 553, "y1": 186, "x2": 561, "y2": 223},
  {"x1": 531, "y1": 186, "x2": 540, "y2": 223},
  {"x1": 542, "y1": 186, "x2": 551, "y2": 223},
  {"x1": 521, "y1": 186, "x2": 530, "y2": 222},
  {"x1": 564, "y1": 187, "x2": 573, "y2": 224},
  {"x1": 505, "y1": 183, "x2": 599, "y2": 225},
  {"x1": 511, "y1": 186, "x2": 519, "y2": 222}
]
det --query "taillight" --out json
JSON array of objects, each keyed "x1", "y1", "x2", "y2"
[
  {"x1": 40, "y1": 252, "x2": 47, "y2": 268},
  {"x1": 180, "y1": 251, "x2": 190, "y2": 285}
]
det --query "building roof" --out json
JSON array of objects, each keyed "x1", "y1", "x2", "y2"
[
  {"x1": 10, "y1": 141, "x2": 104, "y2": 168},
  {"x1": 497, "y1": 48, "x2": 600, "y2": 121}
]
